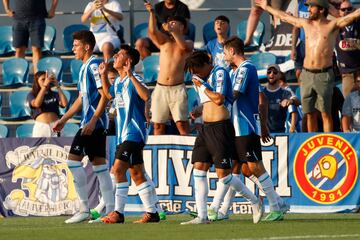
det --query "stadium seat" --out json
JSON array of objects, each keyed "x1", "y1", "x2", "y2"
[
  {"x1": 43, "y1": 25, "x2": 56, "y2": 52},
  {"x1": 295, "y1": 86, "x2": 301, "y2": 101},
  {"x1": 0, "y1": 124, "x2": 8, "y2": 138},
  {"x1": 63, "y1": 24, "x2": 89, "y2": 53},
  {"x1": 37, "y1": 57, "x2": 63, "y2": 82},
  {"x1": 0, "y1": 91, "x2": 31, "y2": 121},
  {"x1": 62, "y1": 123, "x2": 79, "y2": 137},
  {"x1": 249, "y1": 52, "x2": 277, "y2": 81},
  {"x1": 142, "y1": 55, "x2": 159, "y2": 85},
  {"x1": 237, "y1": 20, "x2": 265, "y2": 51},
  {"x1": 62, "y1": 58, "x2": 82, "y2": 87},
  {"x1": 134, "y1": 23, "x2": 148, "y2": 41},
  {"x1": 16, "y1": 124, "x2": 34, "y2": 138},
  {"x1": 202, "y1": 21, "x2": 231, "y2": 45},
  {"x1": 0, "y1": 25, "x2": 15, "y2": 56},
  {"x1": 1, "y1": 58, "x2": 29, "y2": 88}
]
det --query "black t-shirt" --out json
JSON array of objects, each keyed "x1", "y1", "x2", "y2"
[
  {"x1": 27, "y1": 90, "x2": 60, "y2": 120},
  {"x1": 13, "y1": 0, "x2": 48, "y2": 20},
  {"x1": 154, "y1": 0, "x2": 191, "y2": 30}
]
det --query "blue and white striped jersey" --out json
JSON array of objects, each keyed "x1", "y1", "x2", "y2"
[
  {"x1": 110, "y1": 72, "x2": 148, "y2": 145},
  {"x1": 193, "y1": 65, "x2": 233, "y2": 112},
  {"x1": 231, "y1": 60, "x2": 260, "y2": 137},
  {"x1": 78, "y1": 55, "x2": 108, "y2": 130}
]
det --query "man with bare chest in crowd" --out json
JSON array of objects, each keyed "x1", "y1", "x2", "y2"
[
  {"x1": 145, "y1": 1, "x2": 193, "y2": 135},
  {"x1": 256, "y1": 0, "x2": 360, "y2": 132}
]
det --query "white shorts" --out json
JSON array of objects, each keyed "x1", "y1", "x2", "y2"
[
  {"x1": 94, "y1": 32, "x2": 121, "y2": 52},
  {"x1": 33, "y1": 121, "x2": 60, "y2": 138},
  {"x1": 150, "y1": 83, "x2": 188, "y2": 123}
]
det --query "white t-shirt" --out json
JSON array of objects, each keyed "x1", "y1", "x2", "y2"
[{"x1": 84, "y1": 0, "x2": 122, "y2": 36}]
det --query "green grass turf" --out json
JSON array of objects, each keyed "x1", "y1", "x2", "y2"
[{"x1": 1, "y1": 214, "x2": 360, "y2": 240}]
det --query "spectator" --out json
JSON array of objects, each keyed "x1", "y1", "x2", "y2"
[
  {"x1": 205, "y1": 15, "x2": 230, "y2": 69},
  {"x1": 335, "y1": 0, "x2": 360, "y2": 98},
  {"x1": 2, "y1": 0, "x2": 58, "y2": 73},
  {"x1": 145, "y1": 2, "x2": 193, "y2": 135},
  {"x1": 136, "y1": 0, "x2": 190, "y2": 60},
  {"x1": 81, "y1": 0, "x2": 123, "y2": 62},
  {"x1": 27, "y1": 71, "x2": 68, "y2": 137},
  {"x1": 256, "y1": 0, "x2": 360, "y2": 132},
  {"x1": 263, "y1": 64, "x2": 297, "y2": 133},
  {"x1": 342, "y1": 71, "x2": 360, "y2": 132}
]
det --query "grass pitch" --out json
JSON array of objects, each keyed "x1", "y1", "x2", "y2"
[{"x1": 1, "y1": 214, "x2": 360, "y2": 240}]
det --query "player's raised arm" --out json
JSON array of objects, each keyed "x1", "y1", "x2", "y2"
[
  {"x1": 255, "y1": 0, "x2": 305, "y2": 28},
  {"x1": 336, "y1": 8, "x2": 360, "y2": 28}
]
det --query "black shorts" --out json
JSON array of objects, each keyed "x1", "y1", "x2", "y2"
[
  {"x1": 69, "y1": 128, "x2": 107, "y2": 161},
  {"x1": 233, "y1": 133, "x2": 263, "y2": 163},
  {"x1": 115, "y1": 141, "x2": 145, "y2": 166},
  {"x1": 13, "y1": 18, "x2": 46, "y2": 48},
  {"x1": 191, "y1": 119, "x2": 234, "y2": 169}
]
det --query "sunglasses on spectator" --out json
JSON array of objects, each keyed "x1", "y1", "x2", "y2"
[
  {"x1": 340, "y1": 7, "x2": 353, "y2": 12},
  {"x1": 267, "y1": 70, "x2": 278, "y2": 74}
]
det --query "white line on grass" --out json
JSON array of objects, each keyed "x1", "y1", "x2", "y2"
[{"x1": 224, "y1": 233, "x2": 360, "y2": 240}]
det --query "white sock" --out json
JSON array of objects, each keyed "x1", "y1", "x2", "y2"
[
  {"x1": 258, "y1": 172, "x2": 279, "y2": 211},
  {"x1": 249, "y1": 174, "x2": 284, "y2": 207},
  {"x1": 144, "y1": 172, "x2": 161, "y2": 212},
  {"x1": 210, "y1": 174, "x2": 231, "y2": 212},
  {"x1": 115, "y1": 182, "x2": 129, "y2": 213},
  {"x1": 193, "y1": 169, "x2": 208, "y2": 220},
  {"x1": 67, "y1": 160, "x2": 88, "y2": 212},
  {"x1": 136, "y1": 181, "x2": 157, "y2": 213},
  {"x1": 229, "y1": 174, "x2": 258, "y2": 204},
  {"x1": 219, "y1": 174, "x2": 239, "y2": 215},
  {"x1": 93, "y1": 165, "x2": 114, "y2": 214},
  {"x1": 94, "y1": 173, "x2": 116, "y2": 213}
]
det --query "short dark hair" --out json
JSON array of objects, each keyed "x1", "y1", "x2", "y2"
[
  {"x1": 120, "y1": 44, "x2": 140, "y2": 67},
  {"x1": 215, "y1": 15, "x2": 230, "y2": 24},
  {"x1": 167, "y1": 15, "x2": 188, "y2": 30},
  {"x1": 223, "y1": 36, "x2": 244, "y2": 55},
  {"x1": 185, "y1": 50, "x2": 211, "y2": 72},
  {"x1": 72, "y1": 30, "x2": 96, "y2": 50}
]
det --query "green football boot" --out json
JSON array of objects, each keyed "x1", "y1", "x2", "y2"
[{"x1": 263, "y1": 211, "x2": 284, "y2": 221}]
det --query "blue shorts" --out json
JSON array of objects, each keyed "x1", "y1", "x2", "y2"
[{"x1": 12, "y1": 17, "x2": 46, "y2": 48}]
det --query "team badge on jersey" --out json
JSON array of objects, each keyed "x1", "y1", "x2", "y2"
[{"x1": 294, "y1": 134, "x2": 358, "y2": 204}]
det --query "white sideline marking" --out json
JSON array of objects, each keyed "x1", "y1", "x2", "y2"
[{"x1": 223, "y1": 234, "x2": 360, "y2": 240}]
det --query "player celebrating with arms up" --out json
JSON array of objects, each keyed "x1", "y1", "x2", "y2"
[{"x1": 99, "y1": 45, "x2": 160, "y2": 224}]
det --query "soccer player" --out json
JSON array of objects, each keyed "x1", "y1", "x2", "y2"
[
  {"x1": 98, "y1": 45, "x2": 160, "y2": 224},
  {"x1": 181, "y1": 51, "x2": 262, "y2": 225},
  {"x1": 53, "y1": 30, "x2": 114, "y2": 224},
  {"x1": 212, "y1": 36, "x2": 287, "y2": 221}
]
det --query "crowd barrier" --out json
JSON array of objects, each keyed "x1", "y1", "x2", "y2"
[{"x1": 0, "y1": 133, "x2": 359, "y2": 217}]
